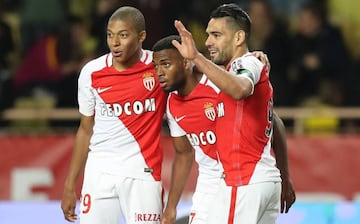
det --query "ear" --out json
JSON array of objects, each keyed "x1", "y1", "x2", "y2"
[
  {"x1": 234, "y1": 30, "x2": 246, "y2": 46},
  {"x1": 139, "y1": 30, "x2": 146, "y2": 42}
]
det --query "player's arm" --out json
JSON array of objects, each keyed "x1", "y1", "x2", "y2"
[
  {"x1": 61, "y1": 115, "x2": 93, "y2": 222},
  {"x1": 272, "y1": 111, "x2": 296, "y2": 213},
  {"x1": 162, "y1": 136, "x2": 194, "y2": 224},
  {"x1": 172, "y1": 20, "x2": 252, "y2": 100}
]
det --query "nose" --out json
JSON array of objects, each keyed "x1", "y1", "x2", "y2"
[
  {"x1": 110, "y1": 35, "x2": 120, "y2": 47},
  {"x1": 205, "y1": 36, "x2": 212, "y2": 48},
  {"x1": 155, "y1": 66, "x2": 164, "y2": 77}
]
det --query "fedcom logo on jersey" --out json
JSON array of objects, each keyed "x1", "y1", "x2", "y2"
[
  {"x1": 187, "y1": 130, "x2": 217, "y2": 147},
  {"x1": 143, "y1": 72, "x2": 155, "y2": 91},
  {"x1": 99, "y1": 98, "x2": 156, "y2": 117}
]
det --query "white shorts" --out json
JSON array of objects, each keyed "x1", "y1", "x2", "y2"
[
  {"x1": 188, "y1": 191, "x2": 216, "y2": 224},
  {"x1": 207, "y1": 180, "x2": 281, "y2": 224},
  {"x1": 79, "y1": 158, "x2": 164, "y2": 224}
]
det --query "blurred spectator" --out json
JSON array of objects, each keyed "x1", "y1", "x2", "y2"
[
  {"x1": 122, "y1": 0, "x2": 174, "y2": 48},
  {"x1": 18, "y1": 0, "x2": 66, "y2": 56},
  {"x1": 90, "y1": 0, "x2": 122, "y2": 56},
  {"x1": 68, "y1": 0, "x2": 96, "y2": 21},
  {"x1": 247, "y1": 0, "x2": 293, "y2": 106},
  {"x1": 12, "y1": 15, "x2": 95, "y2": 108},
  {"x1": 0, "y1": 3, "x2": 15, "y2": 110},
  {"x1": 289, "y1": 1, "x2": 353, "y2": 106}
]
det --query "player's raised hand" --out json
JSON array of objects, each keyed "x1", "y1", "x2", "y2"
[{"x1": 172, "y1": 20, "x2": 199, "y2": 60}]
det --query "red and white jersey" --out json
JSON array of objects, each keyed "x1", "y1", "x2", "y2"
[
  {"x1": 216, "y1": 52, "x2": 281, "y2": 186},
  {"x1": 78, "y1": 49, "x2": 167, "y2": 181},
  {"x1": 167, "y1": 75, "x2": 223, "y2": 194}
]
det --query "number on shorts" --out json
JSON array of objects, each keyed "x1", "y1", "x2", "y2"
[
  {"x1": 82, "y1": 193, "x2": 91, "y2": 214},
  {"x1": 189, "y1": 212, "x2": 196, "y2": 224}
]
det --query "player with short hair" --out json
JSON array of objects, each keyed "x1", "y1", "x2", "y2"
[
  {"x1": 61, "y1": 6, "x2": 167, "y2": 224},
  {"x1": 152, "y1": 35, "x2": 222, "y2": 224},
  {"x1": 153, "y1": 34, "x2": 294, "y2": 224},
  {"x1": 172, "y1": 3, "x2": 295, "y2": 223}
]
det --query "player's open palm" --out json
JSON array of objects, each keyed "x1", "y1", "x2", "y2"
[
  {"x1": 61, "y1": 189, "x2": 78, "y2": 222},
  {"x1": 173, "y1": 20, "x2": 199, "y2": 61}
]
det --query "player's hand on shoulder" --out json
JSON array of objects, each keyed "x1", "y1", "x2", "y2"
[{"x1": 252, "y1": 51, "x2": 270, "y2": 74}]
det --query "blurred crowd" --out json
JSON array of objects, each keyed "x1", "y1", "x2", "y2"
[{"x1": 0, "y1": 0, "x2": 359, "y2": 112}]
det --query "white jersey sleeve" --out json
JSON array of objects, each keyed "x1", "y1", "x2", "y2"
[
  {"x1": 166, "y1": 94, "x2": 186, "y2": 137},
  {"x1": 78, "y1": 55, "x2": 109, "y2": 116},
  {"x1": 229, "y1": 53, "x2": 264, "y2": 94}
]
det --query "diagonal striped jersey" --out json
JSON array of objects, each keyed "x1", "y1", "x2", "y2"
[
  {"x1": 77, "y1": 50, "x2": 167, "y2": 181},
  {"x1": 166, "y1": 75, "x2": 223, "y2": 194},
  {"x1": 217, "y1": 52, "x2": 281, "y2": 186}
]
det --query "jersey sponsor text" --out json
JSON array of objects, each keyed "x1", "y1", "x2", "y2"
[
  {"x1": 186, "y1": 130, "x2": 217, "y2": 146},
  {"x1": 99, "y1": 98, "x2": 156, "y2": 116}
]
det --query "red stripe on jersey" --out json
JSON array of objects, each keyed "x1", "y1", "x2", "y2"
[
  {"x1": 227, "y1": 187, "x2": 237, "y2": 224},
  {"x1": 142, "y1": 51, "x2": 149, "y2": 63},
  {"x1": 217, "y1": 59, "x2": 272, "y2": 186},
  {"x1": 105, "y1": 54, "x2": 110, "y2": 67}
]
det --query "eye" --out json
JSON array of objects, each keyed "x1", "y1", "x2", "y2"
[
  {"x1": 162, "y1": 62, "x2": 170, "y2": 68},
  {"x1": 107, "y1": 32, "x2": 113, "y2": 38},
  {"x1": 120, "y1": 33, "x2": 128, "y2": 38}
]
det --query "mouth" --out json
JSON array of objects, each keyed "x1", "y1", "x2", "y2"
[
  {"x1": 208, "y1": 49, "x2": 217, "y2": 58},
  {"x1": 159, "y1": 81, "x2": 167, "y2": 88},
  {"x1": 158, "y1": 78, "x2": 168, "y2": 89},
  {"x1": 112, "y1": 50, "x2": 122, "y2": 57}
]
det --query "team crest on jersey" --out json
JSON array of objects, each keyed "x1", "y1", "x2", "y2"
[
  {"x1": 143, "y1": 73, "x2": 155, "y2": 91},
  {"x1": 231, "y1": 59, "x2": 243, "y2": 72},
  {"x1": 204, "y1": 102, "x2": 216, "y2": 121}
]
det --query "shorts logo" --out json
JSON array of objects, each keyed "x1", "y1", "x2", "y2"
[
  {"x1": 204, "y1": 102, "x2": 216, "y2": 121},
  {"x1": 135, "y1": 213, "x2": 161, "y2": 222},
  {"x1": 143, "y1": 73, "x2": 155, "y2": 91}
]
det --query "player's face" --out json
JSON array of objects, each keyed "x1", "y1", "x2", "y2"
[
  {"x1": 107, "y1": 19, "x2": 145, "y2": 70},
  {"x1": 205, "y1": 18, "x2": 236, "y2": 67},
  {"x1": 153, "y1": 49, "x2": 186, "y2": 93}
]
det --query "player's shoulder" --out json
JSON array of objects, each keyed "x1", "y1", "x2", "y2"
[
  {"x1": 81, "y1": 53, "x2": 111, "y2": 74},
  {"x1": 200, "y1": 74, "x2": 220, "y2": 94},
  {"x1": 230, "y1": 52, "x2": 263, "y2": 72},
  {"x1": 141, "y1": 49, "x2": 154, "y2": 65}
]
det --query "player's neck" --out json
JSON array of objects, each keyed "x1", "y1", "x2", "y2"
[
  {"x1": 112, "y1": 49, "x2": 142, "y2": 72},
  {"x1": 178, "y1": 71, "x2": 202, "y2": 96}
]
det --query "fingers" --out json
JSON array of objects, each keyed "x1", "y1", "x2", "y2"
[
  {"x1": 174, "y1": 20, "x2": 192, "y2": 38},
  {"x1": 62, "y1": 205, "x2": 77, "y2": 222},
  {"x1": 171, "y1": 39, "x2": 181, "y2": 50},
  {"x1": 280, "y1": 192, "x2": 296, "y2": 213},
  {"x1": 65, "y1": 212, "x2": 77, "y2": 222},
  {"x1": 174, "y1": 20, "x2": 185, "y2": 33}
]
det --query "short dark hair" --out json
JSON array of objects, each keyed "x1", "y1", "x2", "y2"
[
  {"x1": 109, "y1": 6, "x2": 145, "y2": 32},
  {"x1": 210, "y1": 3, "x2": 252, "y2": 40},
  {"x1": 152, "y1": 35, "x2": 181, "y2": 52}
]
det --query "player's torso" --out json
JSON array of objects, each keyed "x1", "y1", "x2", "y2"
[
  {"x1": 168, "y1": 77, "x2": 222, "y2": 192},
  {"x1": 216, "y1": 54, "x2": 279, "y2": 186},
  {"x1": 168, "y1": 78, "x2": 218, "y2": 161},
  {"x1": 84, "y1": 52, "x2": 167, "y2": 180}
]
